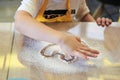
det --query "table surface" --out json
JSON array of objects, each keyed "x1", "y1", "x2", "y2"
[{"x1": 0, "y1": 22, "x2": 120, "y2": 80}]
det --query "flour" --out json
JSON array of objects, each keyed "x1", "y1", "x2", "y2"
[{"x1": 18, "y1": 36, "x2": 106, "y2": 74}]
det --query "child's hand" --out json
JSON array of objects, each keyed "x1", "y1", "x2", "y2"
[
  {"x1": 96, "y1": 17, "x2": 112, "y2": 27},
  {"x1": 59, "y1": 33, "x2": 99, "y2": 60}
]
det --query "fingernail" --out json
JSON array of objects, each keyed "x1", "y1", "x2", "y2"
[
  {"x1": 94, "y1": 54, "x2": 98, "y2": 57},
  {"x1": 98, "y1": 22, "x2": 100, "y2": 24},
  {"x1": 102, "y1": 23, "x2": 105, "y2": 25},
  {"x1": 85, "y1": 57, "x2": 89, "y2": 60},
  {"x1": 98, "y1": 23, "x2": 101, "y2": 25}
]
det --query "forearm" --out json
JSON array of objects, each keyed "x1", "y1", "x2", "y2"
[
  {"x1": 14, "y1": 11, "x2": 63, "y2": 44},
  {"x1": 81, "y1": 13, "x2": 95, "y2": 22}
]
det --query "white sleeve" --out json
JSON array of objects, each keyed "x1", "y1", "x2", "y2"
[
  {"x1": 17, "y1": 0, "x2": 43, "y2": 18},
  {"x1": 75, "y1": 0, "x2": 90, "y2": 21}
]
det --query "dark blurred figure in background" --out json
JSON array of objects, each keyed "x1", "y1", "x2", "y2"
[{"x1": 87, "y1": 0, "x2": 120, "y2": 21}]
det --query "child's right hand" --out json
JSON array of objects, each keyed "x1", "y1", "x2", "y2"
[{"x1": 59, "y1": 33, "x2": 99, "y2": 60}]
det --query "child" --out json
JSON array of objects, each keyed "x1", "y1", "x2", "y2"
[{"x1": 14, "y1": 0, "x2": 112, "y2": 60}]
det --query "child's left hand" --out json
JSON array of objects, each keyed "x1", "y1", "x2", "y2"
[{"x1": 96, "y1": 17, "x2": 112, "y2": 27}]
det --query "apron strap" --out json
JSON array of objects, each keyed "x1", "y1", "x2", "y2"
[
  {"x1": 67, "y1": 0, "x2": 71, "y2": 15},
  {"x1": 36, "y1": 0, "x2": 48, "y2": 18}
]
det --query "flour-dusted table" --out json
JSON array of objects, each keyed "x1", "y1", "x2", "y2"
[{"x1": 1, "y1": 22, "x2": 120, "y2": 80}]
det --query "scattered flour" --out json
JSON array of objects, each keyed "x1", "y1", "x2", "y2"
[{"x1": 18, "y1": 36, "x2": 106, "y2": 74}]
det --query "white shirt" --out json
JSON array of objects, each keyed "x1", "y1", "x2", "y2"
[{"x1": 17, "y1": 0, "x2": 90, "y2": 21}]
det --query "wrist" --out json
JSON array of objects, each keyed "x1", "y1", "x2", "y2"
[
  {"x1": 57, "y1": 32, "x2": 72, "y2": 45},
  {"x1": 56, "y1": 32, "x2": 66, "y2": 45}
]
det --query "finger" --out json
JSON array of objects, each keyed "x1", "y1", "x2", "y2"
[
  {"x1": 108, "y1": 19, "x2": 112, "y2": 25},
  {"x1": 96, "y1": 17, "x2": 102, "y2": 26},
  {"x1": 105, "y1": 18, "x2": 112, "y2": 27},
  {"x1": 81, "y1": 40, "x2": 89, "y2": 47},
  {"x1": 75, "y1": 36, "x2": 81, "y2": 42},
  {"x1": 73, "y1": 51, "x2": 89, "y2": 60},
  {"x1": 101, "y1": 17, "x2": 106, "y2": 27},
  {"x1": 105, "y1": 18, "x2": 110, "y2": 26},
  {"x1": 109, "y1": 19, "x2": 112, "y2": 23},
  {"x1": 80, "y1": 46, "x2": 99, "y2": 54},
  {"x1": 63, "y1": 53, "x2": 73, "y2": 60},
  {"x1": 77, "y1": 49, "x2": 98, "y2": 58}
]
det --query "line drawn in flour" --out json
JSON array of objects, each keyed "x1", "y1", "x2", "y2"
[{"x1": 39, "y1": 40, "x2": 90, "y2": 63}]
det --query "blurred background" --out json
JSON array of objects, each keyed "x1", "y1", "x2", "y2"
[{"x1": 0, "y1": 0, "x2": 119, "y2": 22}]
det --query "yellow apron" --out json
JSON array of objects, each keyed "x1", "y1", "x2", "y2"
[{"x1": 35, "y1": 0, "x2": 72, "y2": 22}]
